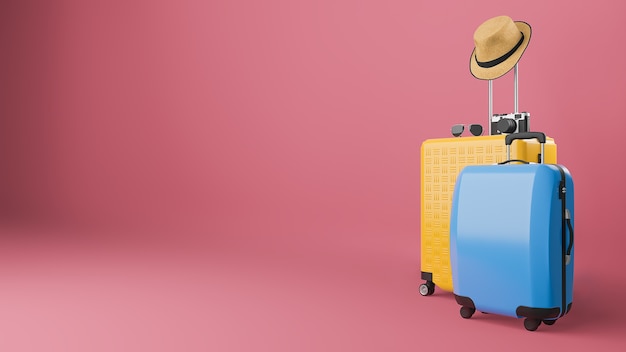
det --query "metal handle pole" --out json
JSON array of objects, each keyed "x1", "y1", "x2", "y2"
[
  {"x1": 488, "y1": 79, "x2": 493, "y2": 135},
  {"x1": 514, "y1": 63, "x2": 519, "y2": 113}
]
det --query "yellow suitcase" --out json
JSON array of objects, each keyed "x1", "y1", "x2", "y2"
[
  {"x1": 419, "y1": 135, "x2": 557, "y2": 295},
  {"x1": 419, "y1": 69, "x2": 556, "y2": 295}
]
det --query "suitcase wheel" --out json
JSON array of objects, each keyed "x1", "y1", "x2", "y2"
[
  {"x1": 419, "y1": 282, "x2": 435, "y2": 296},
  {"x1": 523, "y1": 318, "x2": 542, "y2": 331},
  {"x1": 460, "y1": 306, "x2": 475, "y2": 319},
  {"x1": 542, "y1": 319, "x2": 556, "y2": 326}
]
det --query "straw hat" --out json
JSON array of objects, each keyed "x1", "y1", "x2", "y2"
[{"x1": 469, "y1": 16, "x2": 531, "y2": 80}]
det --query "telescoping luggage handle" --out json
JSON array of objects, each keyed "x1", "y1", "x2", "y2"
[
  {"x1": 503, "y1": 131, "x2": 546, "y2": 164},
  {"x1": 488, "y1": 64, "x2": 521, "y2": 135}
]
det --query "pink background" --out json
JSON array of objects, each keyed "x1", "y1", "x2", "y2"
[{"x1": 1, "y1": 0, "x2": 625, "y2": 350}]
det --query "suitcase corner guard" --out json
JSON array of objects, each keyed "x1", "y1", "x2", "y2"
[
  {"x1": 516, "y1": 303, "x2": 573, "y2": 320},
  {"x1": 454, "y1": 294, "x2": 475, "y2": 308}
]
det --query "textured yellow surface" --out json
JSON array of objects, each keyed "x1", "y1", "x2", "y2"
[{"x1": 420, "y1": 135, "x2": 556, "y2": 292}]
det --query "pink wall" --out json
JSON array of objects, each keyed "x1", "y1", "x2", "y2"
[
  {"x1": 2, "y1": 0, "x2": 626, "y2": 349},
  {"x1": 1, "y1": 0, "x2": 625, "y2": 257}
]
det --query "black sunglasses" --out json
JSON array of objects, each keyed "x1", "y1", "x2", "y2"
[{"x1": 451, "y1": 124, "x2": 483, "y2": 137}]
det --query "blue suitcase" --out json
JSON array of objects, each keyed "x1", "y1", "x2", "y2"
[{"x1": 450, "y1": 132, "x2": 574, "y2": 331}]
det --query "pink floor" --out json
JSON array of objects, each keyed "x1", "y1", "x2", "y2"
[{"x1": 1, "y1": 223, "x2": 623, "y2": 351}]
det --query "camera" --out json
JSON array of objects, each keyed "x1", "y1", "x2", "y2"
[{"x1": 490, "y1": 112, "x2": 530, "y2": 135}]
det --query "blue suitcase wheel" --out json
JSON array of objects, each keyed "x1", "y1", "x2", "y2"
[
  {"x1": 419, "y1": 282, "x2": 435, "y2": 296},
  {"x1": 524, "y1": 318, "x2": 541, "y2": 331},
  {"x1": 460, "y1": 306, "x2": 475, "y2": 319},
  {"x1": 542, "y1": 319, "x2": 556, "y2": 326}
]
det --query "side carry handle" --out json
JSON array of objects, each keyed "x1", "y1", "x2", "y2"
[
  {"x1": 504, "y1": 132, "x2": 546, "y2": 164},
  {"x1": 565, "y1": 209, "x2": 574, "y2": 265}
]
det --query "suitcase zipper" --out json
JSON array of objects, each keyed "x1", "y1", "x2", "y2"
[{"x1": 555, "y1": 165, "x2": 568, "y2": 318}]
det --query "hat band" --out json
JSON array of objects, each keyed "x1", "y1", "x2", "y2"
[{"x1": 475, "y1": 32, "x2": 525, "y2": 68}]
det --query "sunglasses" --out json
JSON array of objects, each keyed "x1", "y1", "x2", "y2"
[{"x1": 451, "y1": 124, "x2": 483, "y2": 137}]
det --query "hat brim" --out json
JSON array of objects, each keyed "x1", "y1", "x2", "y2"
[{"x1": 469, "y1": 21, "x2": 531, "y2": 80}]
